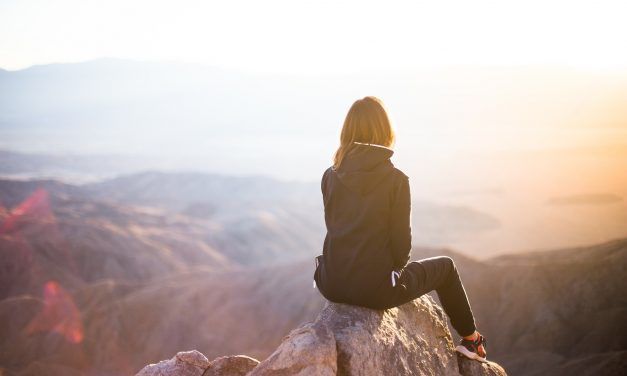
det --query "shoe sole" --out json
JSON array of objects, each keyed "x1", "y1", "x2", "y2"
[{"x1": 455, "y1": 345, "x2": 488, "y2": 363}]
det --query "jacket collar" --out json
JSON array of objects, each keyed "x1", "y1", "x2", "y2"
[
  {"x1": 352, "y1": 141, "x2": 394, "y2": 152},
  {"x1": 337, "y1": 141, "x2": 394, "y2": 173},
  {"x1": 334, "y1": 141, "x2": 395, "y2": 195}
]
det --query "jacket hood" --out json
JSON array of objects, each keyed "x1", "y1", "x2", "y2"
[{"x1": 334, "y1": 142, "x2": 395, "y2": 195}]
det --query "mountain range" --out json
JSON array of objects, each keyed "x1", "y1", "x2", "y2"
[{"x1": 0, "y1": 173, "x2": 625, "y2": 375}]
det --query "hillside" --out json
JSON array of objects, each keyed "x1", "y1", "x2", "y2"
[
  {"x1": 3, "y1": 236, "x2": 625, "y2": 374},
  {"x1": 416, "y1": 240, "x2": 627, "y2": 375},
  {"x1": 468, "y1": 239, "x2": 627, "y2": 375},
  {"x1": 1, "y1": 175, "x2": 625, "y2": 375}
]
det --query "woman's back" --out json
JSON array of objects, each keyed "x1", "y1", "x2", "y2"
[{"x1": 316, "y1": 141, "x2": 412, "y2": 307}]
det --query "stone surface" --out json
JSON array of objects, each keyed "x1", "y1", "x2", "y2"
[
  {"x1": 136, "y1": 351, "x2": 260, "y2": 376},
  {"x1": 136, "y1": 350, "x2": 210, "y2": 376},
  {"x1": 250, "y1": 295, "x2": 507, "y2": 376},
  {"x1": 458, "y1": 354, "x2": 508, "y2": 376},
  {"x1": 248, "y1": 321, "x2": 337, "y2": 375},
  {"x1": 135, "y1": 295, "x2": 508, "y2": 376},
  {"x1": 203, "y1": 355, "x2": 260, "y2": 376}
]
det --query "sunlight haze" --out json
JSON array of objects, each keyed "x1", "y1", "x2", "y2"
[
  {"x1": 1, "y1": 0, "x2": 626, "y2": 255},
  {"x1": 1, "y1": 0, "x2": 627, "y2": 73}
]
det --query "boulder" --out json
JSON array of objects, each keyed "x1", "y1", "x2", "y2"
[
  {"x1": 203, "y1": 355, "x2": 260, "y2": 376},
  {"x1": 250, "y1": 295, "x2": 506, "y2": 376},
  {"x1": 136, "y1": 350, "x2": 210, "y2": 376},
  {"x1": 136, "y1": 295, "x2": 507, "y2": 375},
  {"x1": 457, "y1": 354, "x2": 508, "y2": 376},
  {"x1": 136, "y1": 350, "x2": 259, "y2": 376}
]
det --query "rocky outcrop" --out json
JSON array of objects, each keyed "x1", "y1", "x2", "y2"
[
  {"x1": 136, "y1": 350, "x2": 210, "y2": 376},
  {"x1": 136, "y1": 295, "x2": 507, "y2": 375},
  {"x1": 203, "y1": 355, "x2": 261, "y2": 376},
  {"x1": 457, "y1": 354, "x2": 507, "y2": 376},
  {"x1": 135, "y1": 351, "x2": 259, "y2": 376}
]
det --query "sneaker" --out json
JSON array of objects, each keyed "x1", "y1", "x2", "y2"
[{"x1": 455, "y1": 333, "x2": 487, "y2": 362}]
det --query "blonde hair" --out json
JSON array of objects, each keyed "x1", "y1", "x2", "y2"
[{"x1": 332, "y1": 96, "x2": 396, "y2": 170}]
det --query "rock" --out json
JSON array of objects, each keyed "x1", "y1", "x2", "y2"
[
  {"x1": 203, "y1": 355, "x2": 260, "y2": 376},
  {"x1": 136, "y1": 351, "x2": 259, "y2": 376},
  {"x1": 135, "y1": 295, "x2": 508, "y2": 375},
  {"x1": 458, "y1": 354, "x2": 508, "y2": 376},
  {"x1": 247, "y1": 321, "x2": 337, "y2": 375},
  {"x1": 250, "y1": 295, "x2": 507, "y2": 376},
  {"x1": 136, "y1": 350, "x2": 210, "y2": 376}
]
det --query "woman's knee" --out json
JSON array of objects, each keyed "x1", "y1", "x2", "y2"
[
  {"x1": 438, "y1": 256, "x2": 460, "y2": 278},
  {"x1": 440, "y1": 256, "x2": 455, "y2": 269}
]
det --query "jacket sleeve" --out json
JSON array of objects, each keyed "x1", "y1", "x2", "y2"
[
  {"x1": 321, "y1": 167, "x2": 330, "y2": 205},
  {"x1": 389, "y1": 174, "x2": 412, "y2": 269}
]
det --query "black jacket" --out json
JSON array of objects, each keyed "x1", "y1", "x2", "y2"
[{"x1": 314, "y1": 142, "x2": 412, "y2": 308}]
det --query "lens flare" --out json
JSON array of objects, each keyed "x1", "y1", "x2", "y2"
[
  {"x1": 0, "y1": 187, "x2": 53, "y2": 234},
  {"x1": 24, "y1": 280, "x2": 84, "y2": 344}
]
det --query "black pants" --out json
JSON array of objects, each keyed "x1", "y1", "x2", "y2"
[{"x1": 376, "y1": 256, "x2": 477, "y2": 337}]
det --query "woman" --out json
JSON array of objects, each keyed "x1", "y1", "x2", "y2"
[{"x1": 313, "y1": 96, "x2": 487, "y2": 362}]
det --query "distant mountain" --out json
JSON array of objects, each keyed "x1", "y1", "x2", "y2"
[
  {"x1": 0, "y1": 172, "x2": 504, "y2": 374},
  {"x1": 1, "y1": 165, "x2": 504, "y2": 259},
  {"x1": 3, "y1": 172, "x2": 623, "y2": 375},
  {"x1": 86, "y1": 170, "x2": 505, "y2": 249},
  {"x1": 0, "y1": 58, "x2": 246, "y2": 133},
  {"x1": 0, "y1": 174, "x2": 326, "y2": 374},
  {"x1": 0, "y1": 179, "x2": 236, "y2": 300},
  {"x1": 0, "y1": 58, "x2": 337, "y2": 166},
  {"x1": 412, "y1": 200, "x2": 500, "y2": 245},
  {"x1": 0, "y1": 177, "x2": 324, "y2": 283},
  {"x1": 0, "y1": 259, "x2": 325, "y2": 376},
  {"x1": 4, "y1": 59, "x2": 627, "y2": 183},
  {"x1": 83, "y1": 170, "x2": 318, "y2": 214},
  {"x1": 3, "y1": 237, "x2": 625, "y2": 375},
  {"x1": 547, "y1": 193, "x2": 623, "y2": 206},
  {"x1": 0, "y1": 149, "x2": 166, "y2": 183},
  {"x1": 82, "y1": 171, "x2": 326, "y2": 265}
]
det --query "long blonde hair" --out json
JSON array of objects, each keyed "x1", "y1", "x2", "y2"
[{"x1": 332, "y1": 96, "x2": 396, "y2": 170}]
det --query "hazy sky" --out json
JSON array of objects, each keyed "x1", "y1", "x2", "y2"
[
  {"x1": 1, "y1": 0, "x2": 627, "y2": 73},
  {"x1": 1, "y1": 0, "x2": 626, "y2": 255}
]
